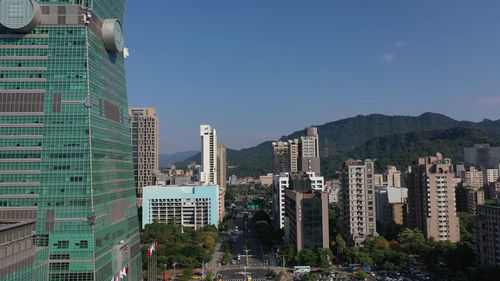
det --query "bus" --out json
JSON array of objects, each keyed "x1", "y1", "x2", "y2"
[{"x1": 293, "y1": 266, "x2": 311, "y2": 274}]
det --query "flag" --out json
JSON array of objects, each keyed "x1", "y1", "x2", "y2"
[{"x1": 126, "y1": 267, "x2": 130, "y2": 274}]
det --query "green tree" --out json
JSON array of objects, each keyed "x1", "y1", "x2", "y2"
[
  {"x1": 295, "y1": 248, "x2": 317, "y2": 266},
  {"x1": 355, "y1": 270, "x2": 368, "y2": 280},
  {"x1": 334, "y1": 234, "x2": 347, "y2": 262},
  {"x1": 398, "y1": 228, "x2": 427, "y2": 254}
]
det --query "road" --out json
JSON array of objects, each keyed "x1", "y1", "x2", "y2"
[{"x1": 215, "y1": 195, "x2": 270, "y2": 281}]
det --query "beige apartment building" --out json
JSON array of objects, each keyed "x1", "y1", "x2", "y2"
[
  {"x1": 217, "y1": 145, "x2": 227, "y2": 221},
  {"x1": 462, "y1": 166, "x2": 484, "y2": 188},
  {"x1": 407, "y1": 153, "x2": 460, "y2": 242},
  {"x1": 129, "y1": 107, "x2": 159, "y2": 205},
  {"x1": 340, "y1": 159, "x2": 377, "y2": 246}
]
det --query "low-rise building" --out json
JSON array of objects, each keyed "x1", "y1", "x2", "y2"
[
  {"x1": 259, "y1": 173, "x2": 274, "y2": 186},
  {"x1": 142, "y1": 185, "x2": 219, "y2": 229},
  {"x1": 375, "y1": 186, "x2": 408, "y2": 225}
]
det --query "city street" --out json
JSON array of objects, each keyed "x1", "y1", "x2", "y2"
[{"x1": 215, "y1": 196, "x2": 270, "y2": 280}]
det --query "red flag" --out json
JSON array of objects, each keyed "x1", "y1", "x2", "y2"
[
  {"x1": 126, "y1": 267, "x2": 130, "y2": 274},
  {"x1": 155, "y1": 241, "x2": 158, "y2": 249}
]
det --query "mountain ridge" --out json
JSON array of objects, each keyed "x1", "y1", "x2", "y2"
[{"x1": 175, "y1": 113, "x2": 500, "y2": 178}]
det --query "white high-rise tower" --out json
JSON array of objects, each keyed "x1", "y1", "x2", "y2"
[{"x1": 200, "y1": 125, "x2": 218, "y2": 185}]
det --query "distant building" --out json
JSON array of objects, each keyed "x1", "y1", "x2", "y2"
[
  {"x1": 464, "y1": 144, "x2": 500, "y2": 170},
  {"x1": 285, "y1": 188, "x2": 329, "y2": 252},
  {"x1": 486, "y1": 168, "x2": 499, "y2": 184},
  {"x1": 374, "y1": 174, "x2": 384, "y2": 187},
  {"x1": 407, "y1": 153, "x2": 460, "y2": 242},
  {"x1": 299, "y1": 127, "x2": 321, "y2": 176},
  {"x1": 386, "y1": 166, "x2": 403, "y2": 187},
  {"x1": 374, "y1": 166, "x2": 403, "y2": 187},
  {"x1": 259, "y1": 173, "x2": 274, "y2": 186},
  {"x1": 142, "y1": 185, "x2": 219, "y2": 229},
  {"x1": 485, "y1": 178, "x2": 500, "y2": 200},
  {"x1": 340, "y1": 159, "x2": 377, "y2": 246},
  {"x1": 228, "y1": 175, "x2": 238, "y2": 186},
  {"x1": 272, "y1": 141, "x2": 291, "y2": 174},
  {"x1": 475, "y1": 203, "x2": 500, "y2": 268},
  {"x1": 456, "y1": 185, "x2": 485, "y2": 215},
  {"x1": 461, "y1": 166, "x2": 483, "y2": 188},
  {"x1": 289, "y1": 139, "x2": 300, "y2": 173},
  {"x1": 375, "y1": 187, "x2": 408, "y2": 225},
  {"x1": 129, "y1": 107, "x2": 159, "y2": 206},
  {"x1": 200, "y1": 125, "x2": 218, "y2": 185},
  {"x1": 217, "y1": 145, "x2": 227, "y2": 221},
  {"x1": 272, "y1": 172, "x2": 324, "y2": 229},
  {"x1": 326, "y1": 179, "x2": 340, "y2": 203}
]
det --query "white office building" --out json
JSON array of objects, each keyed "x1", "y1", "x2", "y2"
[{"x1": 200, "y1": 125, "x2": 218, "y2": 185}]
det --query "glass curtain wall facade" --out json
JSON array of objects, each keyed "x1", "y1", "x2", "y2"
[{"x1": 0, "y1": 1, "x2": 142, "y2": 280}]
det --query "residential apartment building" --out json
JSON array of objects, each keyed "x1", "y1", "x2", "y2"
[
  {"x1": 461, "y1": 166, "x2": 483, "y2": 188},
  {"x1": 129, "y1": 107, "x2": 159, "y2": 205},
  {"x1": 272, "y1": 140, "x2": 299, "y2": 174},
  {"x1": 326, "y1": 179, "x2": 340, "y2": 203},
  {"x1": 272, "y1": 172, "x2": 324, "y2": 229},
  {"x1": 0, "y1": 1, "x2": 142, "y2": 279},
  {"x1": 475, "y1": 203, "x2": 500, "y2": 268},
  {"x1": 284, "y1": 188, "x2": 329, "y2": 251},
  {"x1": 386, "y1": 166, "x2": 403, "y2": 187},
  {"x1": 142, "y1": 185, "x2": 219, "y2": 229},
  {"x1": 299, "y1": 127, "x2": 321, "y2": 176},
  {"x1": 375, "y1": 187, "x2": 408, "y2": 225},
  {"x1": 486, "y1": 168, "x2": 499, "y2": 184},
  {"x1": 407, "y1": 153, "x2": 460, "y2": 242},
  {"x1": 340, "y1": 159, "x2": 377, "y2": 246},
  {"x1": 456, "y1": 185, "x2": 485, "y2": 215},
  {"x1": 200, "y1": 125, "x2": 218, "y2": 185},
  {"x1": 217, "y1": 145, "x2": 227, "y2": 221}
]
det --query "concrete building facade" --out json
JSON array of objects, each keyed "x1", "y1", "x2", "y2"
[
  {"x1": 340, "y1": 159, "x2": 377, "y2": 246},
  {"x1": 375, "y1": 187, "x2": 408, "y2": 225},
  {"x1": 456, "y1": 185, "x2": 485, "y2": 215},
  {"x1": 475, "y1": 203, "x2": 500, "y2": 268},
  {"x1": 284, "y1": 189, "x2": 329, "y2": 252},
  {"x1": 200, "y1": 125, "x2": 218, "y2": 185},
  {"x1": 461, "y1": 166, "x2": 483, "y2": 188},
  {"x1": 129, "y1": 107, "x2": 159, "y2": 205},
  {"x1": 272, "y1": 172, "x2": 323, "y2": 229},
  {"x1": 299, "y1": 127, "x2": 321, "y2": 176},
  {"x1": 407, "y1": 153, "x2": 460, "y2": 242},
  {"x1": 217, "y1": 145, "x2": 227, "y2": 221},
  {"x1": 142, "y1": 185, "x2": 219, "y2": 229}
]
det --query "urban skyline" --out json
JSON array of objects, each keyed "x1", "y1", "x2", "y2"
[{"x1": 123, "y1": 1, "x2": 500, "y2": 153}]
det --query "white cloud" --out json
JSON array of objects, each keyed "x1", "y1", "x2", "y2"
[
  {"x1": 395, "y1": 41, "x2": 405, "y2": 48},
  {"x1": 381, "y1": 53, "x2": 395, "y2": 63}
]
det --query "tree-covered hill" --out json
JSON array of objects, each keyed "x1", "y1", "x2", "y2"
[{"x1": 175, "y1": 113, "x2": 500, "y2": 178}]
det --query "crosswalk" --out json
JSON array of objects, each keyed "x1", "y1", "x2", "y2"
[
  {"x1": 220, "y1": 279, "x2": 267, "y2": 281},
  {"x1": 223, "y1": 265, "x2": 267, "y2": 270}
]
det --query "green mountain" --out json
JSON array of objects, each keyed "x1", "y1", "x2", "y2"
[{"x1": 175, "y1": 113, "x2": 500, "y2": 178}]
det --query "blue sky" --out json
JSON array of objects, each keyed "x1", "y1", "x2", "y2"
[{"x1": 123, "y1": 0, "x2": 500, "y2": 154}]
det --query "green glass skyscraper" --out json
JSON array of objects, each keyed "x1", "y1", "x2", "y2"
[{"x1": 0, "y1": 1, "x2": 142, "y2": 280}]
